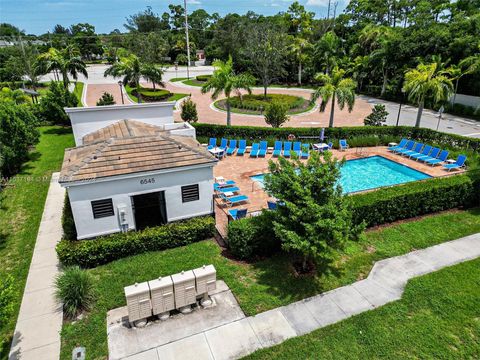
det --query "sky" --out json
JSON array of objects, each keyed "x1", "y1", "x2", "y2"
[{"x1": 0, "y1": 0, "x2": 349, "y2": 35}]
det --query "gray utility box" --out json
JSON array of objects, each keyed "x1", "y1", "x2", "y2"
[
  {"x1": 148, "y1": 276, "x2": 175, "y2": 316},
  {"x1": 172, "y1": 270, "x2": 196, "y2": 308},
  {"x1": 193, "y1": 265, "x2": 217, "y2": 295},
  {"x1": 124, "y1": 282, "x2": 152, "y2": 324}
]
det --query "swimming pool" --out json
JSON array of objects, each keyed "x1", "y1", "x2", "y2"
[{"x1": 250, "y1": 155, "x2": 432, "y2": 194}]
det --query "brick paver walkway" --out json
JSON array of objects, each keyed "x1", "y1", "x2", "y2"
[
  {"x1": 123, "y1": 233, "x2": 480, "y2": 360},
  {"x1": 85, "y1": 83, "x2": 134, "y2": 107}
]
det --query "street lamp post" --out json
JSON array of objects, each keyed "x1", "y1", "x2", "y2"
[
  {"x1": 396, "y1": 89, "x2": 406, "y2": 127},
  {"x1": 436, "y1": 105, "x2": 445, "y2": 131},
  {"x1": 174, "y1": 62, "x2": 178, "y2": 80},
  {"x1": 184, "y1": 0, "x2": 191, "y2": 80},
  {"x1": 118, "y1": 80, "x2": 125, "y2": 105}
]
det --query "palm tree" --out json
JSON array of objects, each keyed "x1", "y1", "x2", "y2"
[
  {"x1": 36, "y1": 46, "x2": 88, "y2": 89},
  {"x1": 201, "y1": 56, "x2": 256, "y2": 126},
  {"x1": 403, "y1": 62, "x2": 454, "y2": 128},
  {"x1": 289, "y1": 37, "x2": 311, "y2": 85},
  {"x1": 451, "y1": 48, "x2": 480, "y2": 105},
  {"x1": 142, "y1": 64, "x2": 165, "y2": 90},
  {"x1": 314, "y1": 31, "x2": 342, "y2": 75},
  {"x1": 311, "y1": 67, "x2": 356, "y2": 128}
]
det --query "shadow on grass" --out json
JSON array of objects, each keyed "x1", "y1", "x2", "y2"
[{"x1": 42, "y1": 127, "x2": 72, "y2": 136}]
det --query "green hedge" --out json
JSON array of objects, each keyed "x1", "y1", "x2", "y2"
[
  {"x1": 196, "y1": 75, "x2": 211, "y2": 82},
  {"x1": 133, "y1": 88, "x2": 171, "y2": 101},
  {"x1": 56, "y1": 216, "x2": 216, "y2": 268},
  {"x1": 227, "y1": 94, "x2": 304, "y2": 112},
  {"x1": 192, "y1": 124, "x2": 480, "y2": 152}
]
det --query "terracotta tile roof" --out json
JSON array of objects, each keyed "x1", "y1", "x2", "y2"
[
  {"x1": 82, "y1": 119, "x2": 166, "y2": 145},
  {"x1": 60, "y1": 130, "x2": 217, "y2": 183}
]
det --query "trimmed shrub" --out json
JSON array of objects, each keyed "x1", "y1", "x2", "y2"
[
  {"x1": 227, "y1": 94, "x2": 304, "y2": 112},
  {"x1": 351, "y1": 174, "x2": 478, "y2": 227},
  {"x1": 56, "y1": 216, "x2": 216, "y2": 268},
  {"x1": 96, "y1": 92, "x2": 115, "y2": 106},
  {"x1": 227, "y1": 211, "x2": 279, "y2": 260},
  {"x1": 135, "y1": 88, "x2": 171, "y2": 102},
  {"x1": 264, "y1": 101, "x2": 289, "y2": 128},
  {"x1": 55, "y1": 266, "x2": 95, "y2": 318},
  {"x1": 62, "y1": 195, "x2": 77, "y2": 241},
  {"x1": 181, "y1": 98, "x2": 198, "y2": 122},
  {"x1": 196, "y1": 75, "x2": 211, "y2": 82}
]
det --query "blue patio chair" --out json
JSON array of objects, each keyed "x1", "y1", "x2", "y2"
[
  {"x1": 301, "y1": 144, "x2": 310, "y2": 159},
  {"x1": 258, "y1": 141, "x2": 268, "y2": 157},
  {"x1": 228, "y1": 208, "x2": 248, "y2": 220},
  {"x1": 418, "y1": 147, "x2": 440, "y2": 162},
  {"x1": 226, "y1": 140, "x2": 237, "y2": 155},
  {"x1": 395, "y1": 140, "x2": 415, "y2": 154},
  {"x1": 213, "y1": 180, "x2": 236, "y2": 190},
  {"x1": 208, "y1": 138, "x2": 217, "y2": 150},
  {"x1": 293, "y1": 142, "x2": 302, "y2": 157},
  {"x1": 409, "y1": 145, "x2": 432, "y2": 159},
  {"x1": 328, "y1": 142, "x2": 333, "y2": 150},
  {"x1": 272, "y1": 141, "x2": 282, "y2": 157},
  {"x1": 283, "y1": 142, "x2": 292, "y2": 158},
  {"x1": 425, "y1": 150, "x2": 449, "y2": 166},
  {"x1": 222, "y1": 194, "x2": 249, "y2": 206},
  {"x1": 339, "y1": 139, "x2": 349, "y2": 151},
  {"x1": 388, "y1": 139, "x2": 408, "y2": 152},
  {"x1": 443, "y1": 155, "x2": 467, "y2": 171},
  {"x1": 267, "y1": 201, "x2": 277, "y2": 210},
  {"x1": 402, "y1": 143, "x2": 423, "y2": 157},
  {"x1": 215, "y1": 186, "x2": 240, "y2": 193},
  {"x1": 249, "y1": 143, "x2": 260, "y2": 157},
  {"x1": 219, "y1": 138, "x2": 228, "y2": 151},
  {"x1": 237, "y1": 140, "x2": 247, "y2": 156}
]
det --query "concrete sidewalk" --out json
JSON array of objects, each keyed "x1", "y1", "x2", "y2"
[
  {"x1": 123, "y1": 233, "x2": 480, "y2": 360},
  {"x1": 9, "y1": 173, "x2": 65, "y2": 360}
]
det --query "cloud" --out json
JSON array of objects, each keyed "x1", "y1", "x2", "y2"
[{"x1": 187, "y1": 0, "x2": 201, "y2": 4}]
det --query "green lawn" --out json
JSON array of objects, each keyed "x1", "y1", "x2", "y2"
[
  {"x1": 60, "y1": 208, "x2": 480, "y2": 359},
  {"x1": 0, "y1": 127, "x2": 74, "y2": 356},
  {"x1": 182, "y1": 79, "x2": 206, "y2": 87},
  {"x1": 73, "y1": 81, "x2": 84, "y2": 107},
  {"x1": 169, "y1": 77, "x2": 188, "y2": 82},
  {"x1": 246, "y1": 257, "x2": 480, "y2": 359}
]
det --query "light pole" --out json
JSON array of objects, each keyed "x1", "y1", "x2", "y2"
[
  {"x1": 118, "y1": 80, "x2": 124, "y2": 105},
  {"x1": 184, "y1": 0, "x2": 191, "y2": 80},
  {"x1": 436, "y1": 105, "x2": 444, "y2": 131},
  {"x1": 396, "y1": 89, "x2": 406, "y2": 126},
  {"x1": 174, "y1": 61, "x2": 178, "y2": 80}
]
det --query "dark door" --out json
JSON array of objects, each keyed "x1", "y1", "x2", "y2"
[{"x1": 132, "y1": 191, "x2": 167, "y2": 231}]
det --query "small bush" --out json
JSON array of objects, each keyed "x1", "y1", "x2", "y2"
[
  {"x1": 364, "y1": 104, "x2": 388, "y2": 126},
  {"x1": 37, "y1": 81, "x2": 78, "y2": 125},
  {"x1": 96, "y1": 92, "x2": 115, "y2": 106},
  {"x1": 264, "y1": 101, "x2": 289, "y2": 128},
  {"x1": 181, "y1": 98, "x2": 198, "y2": 122},
  {"x1": 227, "y1": 211, "x2": 280, "y2": 260},
  {"x1": 196, "y1": 75, "x2": 211, "y2": 82},
  {"x1": 62, "y1": 195, "x2": 77, "y2": 241},
  {"x1": 55, "y1": 266, "x2": 95, "y2": 318},
  {"x1": 56, "y1": 216, "x2": 216, "y2": 268}
]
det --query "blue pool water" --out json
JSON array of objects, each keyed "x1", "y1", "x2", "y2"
[{"x1": 250, "y1": 156, "x2": 431, "y2": 194}]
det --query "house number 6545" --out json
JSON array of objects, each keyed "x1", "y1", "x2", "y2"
[{"x1": 140, "y1": 178, "x2": 155, "y2": 185}]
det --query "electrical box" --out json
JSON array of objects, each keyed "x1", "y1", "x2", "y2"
[
  {"x1": 171, "y1": 270, "x2": 196, "y2": 308},
  {"x1": 124, "y1": 282, "x2": 152, "y2": 323},
  {"x1": 193, "y1": 265, "x2": 217, "y2": 295},
  {"x1": 148, "y1": 276, "x2": 175, "y2": 315}
]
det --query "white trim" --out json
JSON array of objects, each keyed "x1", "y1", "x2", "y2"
[
  {"x1": 61, "y1": 162, "x2": 216, "y2": 187},
  {"x1": 65, "y1": 101, "x2": 176, "y2": 113}
]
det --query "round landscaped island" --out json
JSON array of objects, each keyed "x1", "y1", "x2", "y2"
[{"x1": 214, "y1": 94, "x2": 314, "y2": 115}]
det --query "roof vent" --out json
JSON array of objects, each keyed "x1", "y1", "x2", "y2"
[
  {"x1": 178, "y1": 145, "x2": 182, "y2": 149},
  {"x1": 93, "y1": 155, "x2": 97, "y2": 160}
]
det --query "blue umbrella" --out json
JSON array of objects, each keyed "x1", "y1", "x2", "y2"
[{"x1": 320, "y1": 128, "x2": 325, "y2": 142}]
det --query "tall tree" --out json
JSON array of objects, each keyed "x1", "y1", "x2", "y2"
[
  {"x1": 70, "y1": 23, "x2": 103, "y2": 60},
  {"x1": 289, "y1": 36, "x2": 311, "y2": 85},
  {"x1": 311, "y1": 67, "x2": 356, "y2": 128},
  {"x1": 314, "y1": 31, "x2": 343, "y2": 75},
  {"x1": 201, "y1": 56, "x2": 255, "y2": 126},
  {"x1": 124, "y1": 6, "x2": 169, "y2": 32},
  {"x1": 403, "y1": 62, "x2": 454, "y2": 127}
]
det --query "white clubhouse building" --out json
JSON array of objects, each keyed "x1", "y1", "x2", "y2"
[{"x1": 59, "y1": 103, "x2": 217, "y2": 240}]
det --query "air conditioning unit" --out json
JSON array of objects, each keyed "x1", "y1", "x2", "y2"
[
  {"x1": 148, "y1": 276, "x2": 175, "y2": 321},
  {"x1": 193, "y1": 265, "x2": 216, "y2": 307},
  {"x1": 124, "y1": 282, "x2": 152, "y2": 327},
  {"x1": 172, "y1": 270, "x2": 196, "y2": 314}
]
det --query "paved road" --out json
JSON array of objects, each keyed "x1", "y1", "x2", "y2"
[{"x1": 362, "y1": 96, "x2": 480, "y2": 138}]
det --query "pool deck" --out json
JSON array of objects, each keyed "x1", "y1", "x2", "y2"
[{"x1": 213, "y1": 146, "x2": 465, "y2": 238}]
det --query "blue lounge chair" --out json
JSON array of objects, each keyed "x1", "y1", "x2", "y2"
[
  {"x1": 267, "y1": 201, "x2": 277, "y2": 210},
  {"x1": 443, "y1": 155, "x2": 467, "y2": 171},
  {"x1": 402, "y1": 143, "x2": 423, "y2": 157},
  {"x1": 228, "y1": 208, "x2": 248, "y2": 220},
  {"x1": 301, "y1": 144, "x2": 310, "y2": 158},
  {"x1": 418, "y1": 147, "x2": 440, "y2": 162},
  {"x1": 339, "y1": 139, "x2": 349, "y2": 151},
  {"x1": 425, "y1": 150, "x2": 449, "y2": 166},
  {"x1": 219, "y1": 138, "x2": 228, "y2": 151},
  {"x1": 388, "y1": 139, "x2": 408, "y2": 152},
  {"x1": 226, "y1": 140, "x2": 237, "y2": 155},
  {"x1": 208, "y1": 138, "x2": 217, "y2": 150},
  {"x1": 395, "y1": 140, "x2": 415, "y2": 154},
  {"x1": 328, "y1": 142, "x2": 333, "y2": 150},
  {"x1": 215, "y1": 186, "x2": 240, "y2": 193},
  {"x1": 213, "y1": 180, "x2": 236, "y2": 190},
  {"x1": 283, "y1": 142, "x2": 292, "y2": 158},
  {"x1": 409, "y1": 145, "x2": 432, "y2": 159},
  {"x1": 249, "y1": 143, "x2": 260, "y2": 157},
  {"x1": 272, "y1": 141, "x2": 282, "y2": 157},
  {"x1": 222, "y1": 194, "x2": 249, "y2": 206},
  {"x1": 293, "y1": 142, "x2": 302, "y2": 157},
  {"x1": 258, "y1": 141, "x2": 268, "y2": 157},
  {"x1": 237, "y1": 140, "x2": 247, "y2": 156}
]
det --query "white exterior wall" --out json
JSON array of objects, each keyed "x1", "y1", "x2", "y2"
[
  {"x1": 65, "y1": 165, "x2": 214, "y2": 240},
  {"x1": 450, "y1": 94, "x2": 480, "y2": 108},
  {"x1": 66, "y1": 102, "x2": 177, "y2": 146}
]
